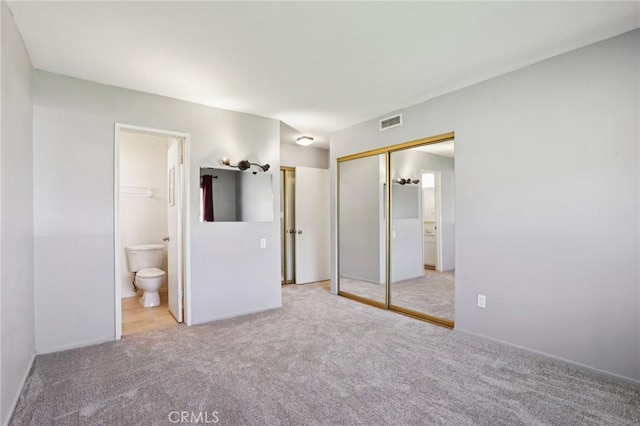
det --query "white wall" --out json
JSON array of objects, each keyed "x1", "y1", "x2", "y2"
[
  {"x1": 119, "y1": 131, "x2": 170, "y2": 297},
  {"x1": 0, "y1": 2, "x2": 35, "y2": 423},
  {"x1": 330, "y1": 30, "x2": 640, "y2": 382},
  {"x1": 33, "y1": 71, "x2": 281, "y2": 353}
]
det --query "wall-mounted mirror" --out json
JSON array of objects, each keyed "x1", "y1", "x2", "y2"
[
  {"x1": 338, "y1": 153, "x2": 387, "y2": 306},
  {"x1": 200, "y1": 168, "x2": 273, "y2": 222}
]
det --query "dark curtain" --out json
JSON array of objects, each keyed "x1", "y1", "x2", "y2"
[{"x1": 201, "y1": 175, "x2": 214, "y2": 222}]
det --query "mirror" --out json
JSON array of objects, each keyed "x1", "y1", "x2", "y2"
[
  {"x1": 200, "y1": 168, "x2": 273, "y2": 222},
  {"x1": 338, "y1": 153, "x2": 387, "y2": 305},
  {"x1": 389, "y1": 142, "x2": 455, "y2": 322}
]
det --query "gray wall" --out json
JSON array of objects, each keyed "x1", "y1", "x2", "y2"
[
  {"x1": 0, "y1": 2, "x2": 35, "y2": 423},
  {"x1": 392, "y1": 150, "x2": 455, "y2": 271},
  {"x1": 390, "y1": 185, "x2": 423, "y2": 282},
  {"x1": 330, "y1": 30, "x2": 639, "y2": 382},
  {"x1": 280, "y1": 142, "x2": 329, "y2": 169},
  {"x1": 280, "y1": 123, "x2": 329, "y2": 169},
  {"x1": 33, "y1": 71, "x2": 281, "y2": 353},
  {"x1": 238, "y1": 172, "x2": 273, "y2": 222}
]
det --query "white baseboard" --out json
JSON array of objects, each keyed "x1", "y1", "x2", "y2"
[
  {"x1": 36, "y1": 337, "x2": 116, "y2": 355},
  {"x1": 192, "y1": 304, "x2": 282, "y2": 325},
  {"x1": 456, "y1": 328, "x2": 640, "y2": 386},
  {"x1": 3, "y1": 352, "x2": 36, "y2": 426}
]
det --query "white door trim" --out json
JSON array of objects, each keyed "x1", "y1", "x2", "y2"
[{"x1": 114, "y1": 123, "x2": 192, "y2": 340}]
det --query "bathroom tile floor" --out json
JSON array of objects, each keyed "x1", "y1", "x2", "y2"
[{"x1": 121, "y1": 291, "x2": 180, "y2": 336}]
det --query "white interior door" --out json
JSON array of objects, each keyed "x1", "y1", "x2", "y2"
[
  {"x1": 167, "y1": 139, "x2": 183, "y2": 322},
  {"x1": 295, "y1": 167, "x2": 330, "y2": 284}
]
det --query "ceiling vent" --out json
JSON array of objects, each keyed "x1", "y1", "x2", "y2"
[{"x1": 379, "y1": 113, "x2": 403, "y2": 131}]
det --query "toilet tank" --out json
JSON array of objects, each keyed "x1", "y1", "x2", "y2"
[{"x1": 125, "y1": 244, "x2": 165, "y2": 272}]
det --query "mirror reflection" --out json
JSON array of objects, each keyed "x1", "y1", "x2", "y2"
[
  {"x1": 390, "y1": 141, "x2": 455, "y2": 321},
  {"x1": 338, "y1": 154, "x2": 386, "y2": 304},
  {"x1": 200, "y1": 168, "x2": 273, "y2": 222}
]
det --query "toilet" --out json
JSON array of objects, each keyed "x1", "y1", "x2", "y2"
[{"x1": 125, "y1": 244, "x2": 166, "y2": 308}]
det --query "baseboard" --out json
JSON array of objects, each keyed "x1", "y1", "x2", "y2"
[
  {"x1": 456, "y1": 328, "x2": 640, "y2": 386},
  {"x1": 3, "y1": 352, "x2": 36, "y2": 426},
  {"x1": 191, "y1": 304, "x2": 283, "y2": 326},
  {"x1": 36, "y1": 337, "x2": 116, "y2": 355}
]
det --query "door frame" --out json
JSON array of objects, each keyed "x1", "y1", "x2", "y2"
[
  {"x1": 114, "y1": 123, "x2": 192, "y2": 340},
  {"x1": 280, "y1": 166, "x2": 296, "y2": 284}
]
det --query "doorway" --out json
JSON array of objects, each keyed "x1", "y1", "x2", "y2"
[
  {"x1": 114, "y1": 124, "x2": 191, "y2": 338},
  {"x1": 280, "y1": 166, "x2": 331, "y2": 285}
]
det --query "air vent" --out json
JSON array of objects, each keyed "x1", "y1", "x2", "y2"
[{"x1": 379, "y1": 113, "x2": 403, "y2": 131}]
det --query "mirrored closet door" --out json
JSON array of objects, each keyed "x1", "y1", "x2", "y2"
[
  {"x1": 389, "y1": 143, "x2": 455, "y2": 326},
  {"x1": 337, "y1": 132, "x2": 456, "y2": 328},
  {"x1": 338, "y1": 153, "x2": 387, "y2": 307}
]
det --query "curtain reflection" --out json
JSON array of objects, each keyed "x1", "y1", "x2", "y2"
[{"x1": 200, "y1": 174, "x2": 214, "y2": 222}]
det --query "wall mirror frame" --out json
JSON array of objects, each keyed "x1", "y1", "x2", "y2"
[{"x1": 337, "y1": 131, "x2": 455, "y2": 328}]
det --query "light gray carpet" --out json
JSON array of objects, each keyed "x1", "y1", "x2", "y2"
[
  {"x1": 11, "y1": 283, "x2": 640, "y2": 425},
  {"x1": 340, "y1": 270, "x2": 455, "y2": 320}
]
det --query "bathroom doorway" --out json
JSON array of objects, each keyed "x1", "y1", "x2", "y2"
[{"x1": 114, "y1": 124, "x2": 191, "y2": 338}]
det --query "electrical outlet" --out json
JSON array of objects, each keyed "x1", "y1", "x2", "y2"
[
  {"x1": 477, "y1": 294, "x2": 486, "y2": 309},
  {"x1": 260, "y1": 238, "x2": 266, "y2": 248}
]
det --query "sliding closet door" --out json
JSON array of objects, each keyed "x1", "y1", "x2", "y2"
[
  {"x1": 389, "y1": 145, "x2": 455, "y2": 326},
  {"x1": 338, "y1": 153, "x2": 387, "y2": 306}
]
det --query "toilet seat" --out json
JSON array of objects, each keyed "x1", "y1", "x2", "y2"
[{"x1": 136, "y1": 268, "x2": 165, "y2": 278}]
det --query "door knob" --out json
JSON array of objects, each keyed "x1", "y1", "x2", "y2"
[
  {"x1": 163, "y1": 236, "x2": 170, "y2": 242},
  {"x1": 288, "y1": 229, "x2": 295, "y2": 234},
  {"x1": 297, "y1": 230, "x2": 303, "y2": 235}
]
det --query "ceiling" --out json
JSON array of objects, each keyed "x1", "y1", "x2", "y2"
[{"x1": 8, "y1": 2, "x2": 639, "y2": 149}]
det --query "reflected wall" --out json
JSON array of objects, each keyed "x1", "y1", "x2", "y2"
[{"x1": 338, "y1": 154, "x2": 386, "y2": 304}]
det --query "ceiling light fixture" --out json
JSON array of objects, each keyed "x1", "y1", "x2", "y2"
[{"x1": 296, "y1": 136, "x2": 314, "y2": 146}]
